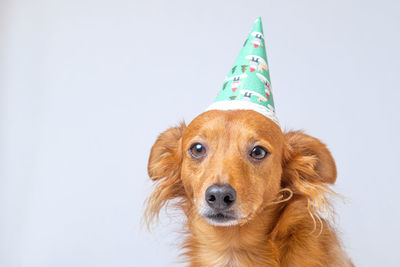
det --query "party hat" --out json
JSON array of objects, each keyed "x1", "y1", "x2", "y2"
[{"x1": 206, "y1": 17, "x2": 279, "y2": 125}]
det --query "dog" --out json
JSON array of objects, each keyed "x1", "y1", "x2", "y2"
[{"x1": 144, "y1": 109, "x2": 353, "y2": 266}]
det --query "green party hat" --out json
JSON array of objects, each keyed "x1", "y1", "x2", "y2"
[{"x1": 206, "y1": 17, "x2": 279, "y2": 125}]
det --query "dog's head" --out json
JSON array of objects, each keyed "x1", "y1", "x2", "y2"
[{"x1": 145, "y1": 110, "x2": 336, "y2": 227}]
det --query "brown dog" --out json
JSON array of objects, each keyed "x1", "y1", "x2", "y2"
[{"x1": 145, "y1": 110, "x2": 353, "y2": 266}]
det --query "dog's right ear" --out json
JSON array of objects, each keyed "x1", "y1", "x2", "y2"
[
  {"x1": 145, "y1": 122, "x2": 186, "y2": 227},
  {"x1": 148, "y1": 122, "x2": 186, "y2": 181}
]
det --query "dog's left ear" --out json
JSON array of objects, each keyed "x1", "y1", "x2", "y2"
[
  {"x1": 278, "y1": 131, "x2": 337, "y2": 236},
  {"x1": 283, "y1": 131, "x2": 337, "y2": 185}
]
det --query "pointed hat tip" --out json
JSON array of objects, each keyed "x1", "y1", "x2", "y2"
[{"x1": 252, "y1": 17, "x2": 264, "y2": 33}]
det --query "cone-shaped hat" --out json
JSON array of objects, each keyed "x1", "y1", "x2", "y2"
[{"x1": 206, "y1": 17, "x2": 279, "y2": 125}]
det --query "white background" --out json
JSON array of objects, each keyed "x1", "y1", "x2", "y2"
[{"x1": 1, "y1": 0, "x2": 400, "y2": 266}]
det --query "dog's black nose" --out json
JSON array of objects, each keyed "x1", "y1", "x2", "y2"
[{"x1": 205, "y1": 184, "x2": 236, "y2": 211}]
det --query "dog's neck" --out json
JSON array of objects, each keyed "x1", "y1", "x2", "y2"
[{"x1": 183, "y1": 205, "x2": 283, "y2": 267}]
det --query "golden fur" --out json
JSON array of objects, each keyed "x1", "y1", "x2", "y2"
[{"x1": 145, "y1": 110, "x2": 353, "y2": 267}]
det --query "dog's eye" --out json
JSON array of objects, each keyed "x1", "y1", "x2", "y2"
[
  {"x1": 250, "y1": 146, "x2": 268, "y2": 160},
  {"x1": 189, "y1": 143, "x2": 206, "y2": 159}
]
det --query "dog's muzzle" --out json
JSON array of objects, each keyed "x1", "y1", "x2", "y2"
[{"x1": 203, "y1": 184, "x2": 238, "y2": 225}]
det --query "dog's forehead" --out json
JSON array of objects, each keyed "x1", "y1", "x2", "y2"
[{"x1": 183, "y1": 110, "x2": 283, "y2": 145}]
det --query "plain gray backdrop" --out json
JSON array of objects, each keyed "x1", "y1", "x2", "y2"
[{"x1": 1, "y1": 0, "x2": 399, "y2": 266}]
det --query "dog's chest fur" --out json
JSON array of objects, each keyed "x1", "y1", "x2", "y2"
[
  {"x1": 182, "y1": 202, "x2": 353, "y2": 267},
  {"x1": 185, "y1": 214, "x2": 279, "y2": 267}
]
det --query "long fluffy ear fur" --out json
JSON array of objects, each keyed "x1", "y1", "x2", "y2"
[
  {"x1": 144, "y1": 122, "x2": 186, "y2": 228},
  {"x1": 282, "y1": 131, "x2": 338, "y2": 233}
]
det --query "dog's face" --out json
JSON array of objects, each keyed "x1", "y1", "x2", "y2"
[
  {"x1": 180, "y1": 110, "x2": 285, "y2": 226},
  {"x1": 146, "y1": 109, "x2": 337, "y2": 228}
]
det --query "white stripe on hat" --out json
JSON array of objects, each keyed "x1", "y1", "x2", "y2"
[{"x1": 205, "y1": 100, "x2": 279, "y2": 126}]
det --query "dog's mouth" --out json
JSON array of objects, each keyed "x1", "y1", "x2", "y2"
[{"x1": 203, "y1": 211, "x2": 239, "y2": 226}]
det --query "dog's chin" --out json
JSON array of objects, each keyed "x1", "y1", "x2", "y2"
[{"x1": 202, "y1": 212, "x2": 240, "y2": 227}]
